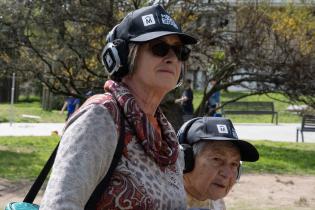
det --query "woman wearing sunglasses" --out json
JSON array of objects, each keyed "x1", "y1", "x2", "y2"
[{"x1": 41, "y1": 4, "x2": 197, "y2": 210}]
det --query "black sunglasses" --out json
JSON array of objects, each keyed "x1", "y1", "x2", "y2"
[{"x1": 149, "y1": 41, "x2": 191, "y2": 61}]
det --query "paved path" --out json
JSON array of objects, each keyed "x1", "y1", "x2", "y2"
[
  {"x1": 0, "y1": 123, "x2": 315, "y2": 142},
  {"x1": 0, "y1": 123, "x2": 64, "y2": 136},
  {"x1": 235, "y1": 123, "x2": 315, "y2": 142}
]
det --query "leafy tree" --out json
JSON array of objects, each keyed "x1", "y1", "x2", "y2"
[
  {"x1": 1, "y1": 0, "x2": 315, "y2": 120},
  {"x1": 0, "y1": 0, "x2": 147, "y2": 99},
  {"x1": 188, "y1": 1, "x2": 315, "y2": 115},
  {"x1": 267, "y1": 3, "x2": 315, "y2": 109}
]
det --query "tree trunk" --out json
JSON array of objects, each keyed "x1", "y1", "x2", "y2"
[
  {"x1": 0, "y1": 77, "x2": 19, "y2": 103},
  {"x1": 41, "y1": 86, "x2": 53, "y2": 111}
]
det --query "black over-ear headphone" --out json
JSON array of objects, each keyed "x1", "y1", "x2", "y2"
[
  {"x1": 101, "y1": 25, "x2": 129, "y2": 81},
  {"x1": 177, "y1": 117, "x2": 202, "y2": 173},
  {"x1": 177, "y1": 117, "x2": 242, "y2": 180}
]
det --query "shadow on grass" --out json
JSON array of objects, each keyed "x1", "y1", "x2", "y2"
[
  {"x1": 243, "y1": 144, "x2": 315, "y2": 175},
  {"x1": 18, "y1": 95, "x2": 40, "y2": 103},
  {"x1": 222, "y1": 91, "x2": 249, "y2": 100},
  {"x1": 0, "y1": 117, "x2": 9, "y2": 123}
]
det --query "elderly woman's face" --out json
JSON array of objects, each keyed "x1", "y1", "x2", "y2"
[
  {"x1": 132, "y1": 35, "x2": 183, "y2": 92},
  {"x1": 185, "y1": 141, "x2": 241, "y2": 201}
]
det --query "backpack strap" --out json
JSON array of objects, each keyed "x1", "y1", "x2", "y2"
[
  {"x1": 23, "y1": 143, "x2": 60, "y2": 203},
  {"x1": 85, "y1": 105, "x2": 125, "y2": 209},
  {"x1": 24, "y1": 94, "x2": 125, "y2": 207}
]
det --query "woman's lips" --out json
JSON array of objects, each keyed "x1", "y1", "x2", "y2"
[
  {"x1": 157, "y1": 69, "x2": 174, "y2": 75},
  {"x1": 213, "y1": 182, "x2": 226, "y2": 188}
]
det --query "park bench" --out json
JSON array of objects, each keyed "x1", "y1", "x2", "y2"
[
  {"x1": 296, "y1": 115, "x2": 315, "y2": 142},
  {"x1": 222, "y1": 101, "x2": 278, "y2": 125}
]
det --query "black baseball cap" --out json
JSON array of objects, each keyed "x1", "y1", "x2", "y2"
[
  {"x1": 110, "y1": 4, "x2": 197, "y2": 44},
  {"x1": 184, "y1": 117, "x2": 259, "y2": 162}
]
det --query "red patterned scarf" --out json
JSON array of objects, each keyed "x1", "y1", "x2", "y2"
[{"x1": 104, "y1": 80, "x2": 179, "y2": 166}]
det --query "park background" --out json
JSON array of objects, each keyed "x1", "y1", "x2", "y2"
[{"x1": 1, "y1": 0, "x2": 315, "y2": 209}]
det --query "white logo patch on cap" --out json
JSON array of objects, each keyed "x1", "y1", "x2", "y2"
[
  {"x1": 161, "y1": 14, "x2": 178, "y2": 29},
  {"x1": 142, "y1": 14, "x2": 155, "y2": 26},
  {"x1": 217, "y1": 124, "x2": 228, "y2": 134}
]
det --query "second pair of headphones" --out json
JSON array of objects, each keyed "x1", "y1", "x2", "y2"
[
  {"x1": 101, "y1": 25, "x2": 129, "y2": 81},
  {"x1": 177, "y1": 117, "x2": 242, "y2": 180}
]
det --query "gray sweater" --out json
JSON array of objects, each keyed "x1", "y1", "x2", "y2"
[{"x1": 40, "y1": 104, "x2": 186, "y2": 209}]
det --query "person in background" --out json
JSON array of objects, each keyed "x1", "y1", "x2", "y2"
[
  {"x1": 175, "y1": 78, "x2": 194, "y2": 123},
  {"x1": 178, "y1": 117, "x2": 259, "y2": 210},
  {"x1": 41, "y1": 4, "x2": 197, "y2": 210},
  {"x1": 175, "y1": 78, "x2": 194, "y2": 115},
  {"x1": 85, "y1": 89, "x2": 94, "y2": 98},
  {"x1": 207, "y1": 79, "x2": 220, "y2": 116},
  {"x1": 60, "y1": 92, "x2": 80, "y2": 121}
]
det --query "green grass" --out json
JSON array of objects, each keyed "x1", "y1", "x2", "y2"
[
  {"x1": 0, "y1": 137, "x2": 314, "y2": 180},
  {"x1": 0, "y1": 136, "x2": 59, "y2": 180},
  {"x1": 0, "y1": 100, "x2": 66, "y2": 123},
  {"x1": 193, "y1": 91, "x2": 302, "y2": 123},
  {"x1": 243, "y1": 140, "x2": 315, "y2": 175},
  {"x1": 0, "y1": 91, "x2": 307, "y2": 123}
]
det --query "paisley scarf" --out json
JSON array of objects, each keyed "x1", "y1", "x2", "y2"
[{"x1": 104, "y1": 80, "x2": 179, "y2": 166}]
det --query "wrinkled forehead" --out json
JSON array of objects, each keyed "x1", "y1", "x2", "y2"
[{"x1": 200, "y1": 141, "x2": 241, "y2": 158}]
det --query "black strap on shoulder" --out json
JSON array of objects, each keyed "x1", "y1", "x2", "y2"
[
  {"x1": 23, "y1": 110, "x2": 125, "y2": 207},
  {"x1": 84, "y1": 112, "x2": 125, "y2": 209},
  {"x1": 23, "y1": 142, "x2": 60, "y2": 203}
]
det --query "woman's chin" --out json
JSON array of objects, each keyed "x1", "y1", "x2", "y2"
[{"x1": 156, "y1": 79, "x2": 178, "y2": 90}]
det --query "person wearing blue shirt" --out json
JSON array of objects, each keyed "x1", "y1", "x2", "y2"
[{"x1": 60, "y1": 95, "x2": 80, "y2": 120}]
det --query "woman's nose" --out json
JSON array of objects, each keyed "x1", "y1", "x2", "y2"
[{"x1": 164, "y1": 48, "x2": 178, "y2": 63}]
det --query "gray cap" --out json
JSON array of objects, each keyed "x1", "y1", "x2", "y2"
[{"x1": 183, "y1": 117, "x2": 259, "y2": 162}]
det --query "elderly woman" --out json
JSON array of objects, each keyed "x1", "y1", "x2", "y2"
[
  {"x1": 41, "y1": 4, "x2": 197, "y2": 210},
  {"x1": 178, "y1": 117, "x2": 259, "y2": 210}
]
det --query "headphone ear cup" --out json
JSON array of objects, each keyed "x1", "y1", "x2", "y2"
[
  {"x1": 101, "y1": 39, "x2": 129, "y2": 81},
  {"x1": 177, "y1": 117, "x2": 202, "y2": 173},
  {"x1": 113, "y1": 39, "x2": 129, "y2": 80},
  {"x1": 180, "y1": 144, "x2": 194, "y2": 173}
]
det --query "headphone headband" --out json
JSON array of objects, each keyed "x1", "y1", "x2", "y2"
[
  {"x1": 106, "y1": 24, "x2": 119, "y2": 43},
  {"x1": 177, "y1": 117, "x2": 202, "y2": 145}
]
